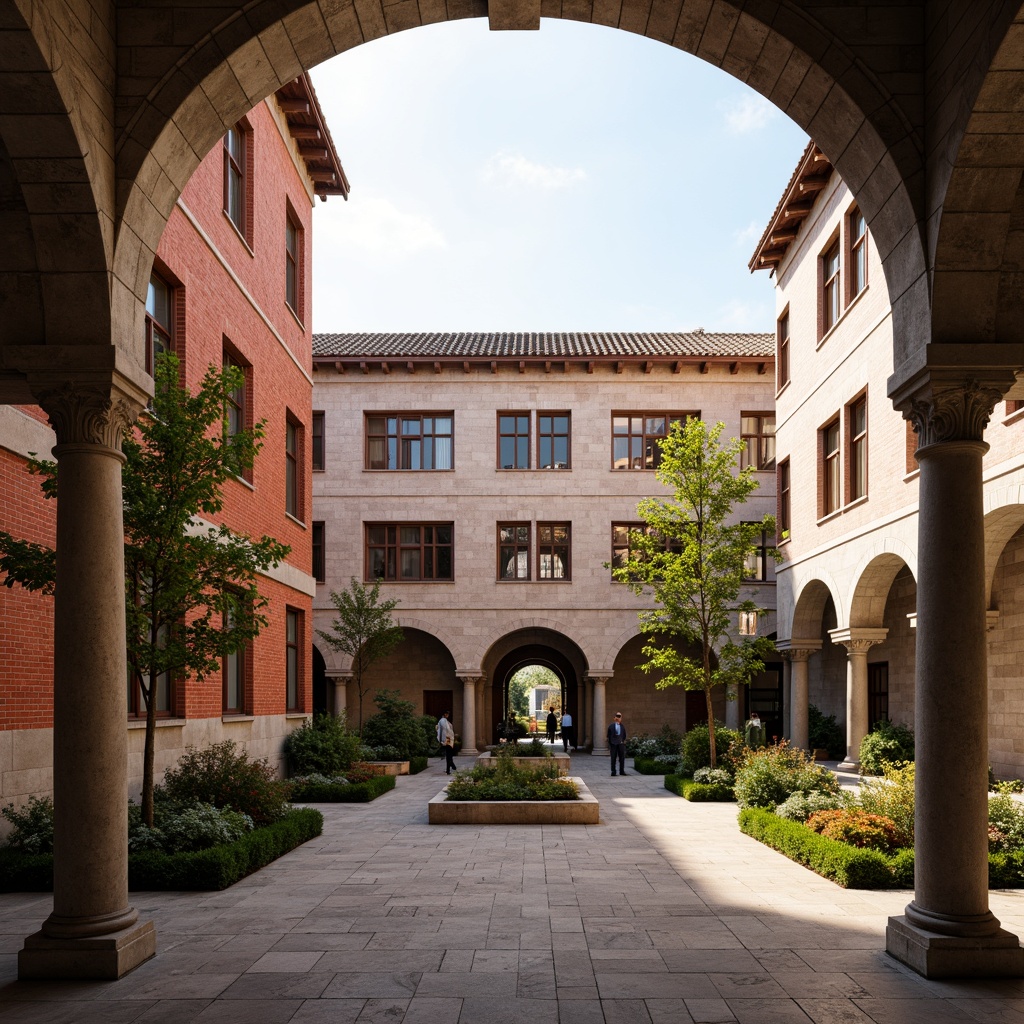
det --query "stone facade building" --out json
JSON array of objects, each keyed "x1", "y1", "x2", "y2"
[
  {"x1": 0, "y1": 76, "x2": 346, "y2": 814},
  {"x1": 310, "y1": 332, "x2": 778, "y2": 753},
  {"x1": 755, "y1": 142, "x2": 1024, "y2": 784}
]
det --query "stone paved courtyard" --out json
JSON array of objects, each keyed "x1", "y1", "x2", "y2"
[{"x1": 3, "y1": 756, "x2": 1024, "y2": 1023}]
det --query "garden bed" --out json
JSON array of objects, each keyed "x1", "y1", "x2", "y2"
[
  {"x1": 475, "y1": 751, "x2": 570, "y2": 775},
  {"x1": 664, "y1": 774, "x2": 735, "y2": 801},
  {"x1": 0, "y1": 807, "x2": 324, "y2": 893},
  {"x1": 362, "y1": 761, "x2": 409, "y2": 776},
  {"x1": 428, "y1": 778, "x2": 599, "y2": 824},
  {"x1": 290, "y1": 775, "x2": 396, "y2": 802},
  {"x1": 633, "y1": 757, "x2": 678, "y2": 775}
]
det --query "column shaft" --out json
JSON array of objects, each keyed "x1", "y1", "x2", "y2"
[
  {"x1": 591, "y1": 678, "x2": 608, "y2": 754},
  {"x1": 461, "y1": 678, "x2": 478, "y2": 755},
  {"x1": 790, "y1": 655, "x2": 810, "y2": 751},
  {"x1": 844, "y1": 648, "x2": 869, "y2": 767}
]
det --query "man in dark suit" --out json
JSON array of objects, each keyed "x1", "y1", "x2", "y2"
[{"x1": 607, "y1": 711, "x2": 627, "y2": 776}]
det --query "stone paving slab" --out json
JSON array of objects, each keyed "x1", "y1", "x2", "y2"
[{"x1": 4, "y1": 756, "x2": 1024, "y2": 1022}]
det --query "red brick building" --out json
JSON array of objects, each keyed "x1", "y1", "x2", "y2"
[{"x1": 0, "y1": 74, "x2": 347, "y2": 806}]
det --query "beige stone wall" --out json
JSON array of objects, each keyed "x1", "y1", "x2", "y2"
[
  {"x1": 876, "y1": 567, "x2": 916, "y2": 728},
  {"x1": 313, "y1": 361, "x2": 777, "y2": 746}
]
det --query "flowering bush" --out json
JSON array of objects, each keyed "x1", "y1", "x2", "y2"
[
  {"x1": 129, "y1": 801, "x2": 253, "y2": 853},
  {"x1": 859, "y1": 720, "x2": 914, "y2": 775},
  {"x1": 1, "y1": 796, "x2": 54, "y2": 854},
  {"x1": 693, "y1": 767, "x2": 732, "y2": 787},
  {"x1": 732, "y1": 742, "x2": 839, "y2": 809},
  {"x1": 680, "y1": 724, "x2": 743, "y2": 774},
  {"x1": 159, "y1": 741, "x2": 289, "y2": 827},
  {"x1": 775, "y1": 789, "x2": 848, "y2": 823},
  {"x1": 858, "y1": 761, "x2": 915, "y2": 846},
  {"x1": 806, "y1": 809, "x2": 901, "y2": 853},
  {"x1": 446, "y1": 745, "x2": 577, "y2": 801},
  {"x1": 988, "y1": 794, "x2": 1024, "y2": 853}
]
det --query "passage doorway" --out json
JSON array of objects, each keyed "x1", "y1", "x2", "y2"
[{"x1": 490, "y1": 644, "x2": 578, "y2": 745}]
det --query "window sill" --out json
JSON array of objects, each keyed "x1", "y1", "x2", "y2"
[
  {"x1": 285, "y1": 302, "x2": 304, "y2": 331},
  {"x1": 222, "y1": 714, "x2": 255, "y2": 723},
  {"x1": 816, "y1": 284, "x2": 869, "y2": 350},
  {"x1": 286, "y1": 712, "x2": 309, "y2": 720},
  {"x1": 364, "y1": 579, "x2": 456, "y2": 584},
  {"x1": 903, "y1": 468, "x2": 920, "y2": 483},
  {"x1": 1004, "y1": 408, "x2": 1024, "y2": 427},
  {"x1": 233, "y1": 473, "x2": 255, "y2": 492},
  {"x1": 816, "y1": 509, "x2": 843, "y2": 526},
  {"x1": 843, "y1": 494, "x2": 869, "y2": 512},
  {"x1": 776, "y1": 380, "x2": 791, "y2": 400},
  {"x1": 285, "y1": 512, "x2": 306, "y2": 529},
  {"x1": 128, "y1": 718, "x2": 186, "y2": 730},
  {"x1": 363, "y1": 468, "x2": 456, "y2": 473},
  {"x1": 223, "y1": 211, "x2": 254, "y2": 256}
]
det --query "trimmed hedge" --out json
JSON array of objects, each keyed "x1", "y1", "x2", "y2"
[
  {"x1": 739, "y1": 808, "x2": 896, "y2": 888},
  {"x1": 0, "y1": 808, "x2": 323, "y2": 893},
  {"x1": 409, "y1": 756, "x2": 428, "y2": 775},
  {"x1": 290, "y1": 774, "x2": 396, "y2": 803},
  {"x1": 664, "y1": 774, "x2": 735, "y2": 802},
  {"x1": 633, "y1": 757, "x2": 674, "y2": 775}
]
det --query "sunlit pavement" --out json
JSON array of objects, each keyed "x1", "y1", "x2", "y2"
[{"x1": 3, "y1": 756, "x2": 1024, "y2": 1023}]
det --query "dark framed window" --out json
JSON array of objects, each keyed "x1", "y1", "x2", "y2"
[
  {"x1": 743, "y1": 526, "x2": 771, "y2": 581},
  {"x1": 366, "y1": 523, "x2": 453, "y2": 581},
  {"x1": 286, "y1": 608, "x2": 300, "y2": 712},
  {"x1": 312, "y1": 411, "x2": 324, "y2": 472},
  {"x1": 223, "y1": 123, "x2": 248, "y2": 238},
  {"x1": 285, "y1": 208, "x2": 302, "y2": 318},
  {"x1": 223, "y1": 600, "x2": 248, "y2": 715},
  {"x1": 286, "y1": 416, "x2": 302, "y2": 519},
  {"x1": 223, "y1": 346, "x2": 252, "y2": 482},
  {"x1": 740, "y1": 413, "x2": 776, "y2": 471},
  {"x1": 777, "y1": 309, "x2": 790, "y2": 391},
  {"x1": 127, "y1": 623, "x2": 173, "y2": 720},
  {"x1": 611, "y1": 522, "x2": 683, "y2": 579},
  {"x1": 1008, "y1": 400, "x2": 1024, "y2": 415},
  {"x1": 848, "y1": 207, "x2": 868, "y2": 300},
  {"x1": 498, "y1": 523, "x2": 530, "y2": 580},
  {"x1": 905, "y1": 421, "x2": 919, "y2": 475},
  {"x1": 538, "y1": 413, "x2": 570, "y2": 469},
  {"x1": 498, "y1": 413, "x2": 530, "y2": 469},
  {"x1": 537, "y1": 523, "x2": 570, "y2": 580},
  {"x1": 366, "y1": 414, "x2": 453, "y2": 470},
  {"x1": 821, "y1": 418, "x2": 841, "y2": 516},
  {"x1": 611, "y1": 412, "x2": 697, "y2": 470},
  {"x1": 312, "y1": 521, "x2": 325, "y2": 583},
  {"x1": 821, "y1": 238, "x2": 841, "y2": 336},
  {"x1": 778, "y1": 458, "x2": 791, "y2": 542},
  {"x1": 145, "y1": 271, "x2": 173, "y2": 375},
  {"x1": 868, "y1": 662, "x2": 889, "y2": 729},
  {"x1": 848, "y1": 394, "x2": 868, "y2": 501}
]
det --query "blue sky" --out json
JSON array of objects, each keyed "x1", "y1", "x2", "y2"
[{"x1": 309, "y1": 19, "x2": 809, "y2": 334}]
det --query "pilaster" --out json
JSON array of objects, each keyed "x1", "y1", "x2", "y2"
[
  {"x1": 828, "y1": 628, "x2": 887, "y2": 769},
  {"x1": 777, "y1": 641, "x2": 820, "y2": 751}
]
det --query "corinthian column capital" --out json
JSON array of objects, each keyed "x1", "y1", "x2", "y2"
[{"x1": 31, "y1": 374, "x2": 146, "y2": 452}]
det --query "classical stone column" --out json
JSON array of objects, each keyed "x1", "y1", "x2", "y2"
[
  {"x1": 887, "y1": 372, "x2": 1024, "y2": 977},
  {"x1": 590, "y1": 675, "x2": 610, "y2": 754},
  {"x1": 828, "y1": 628, "x2": 887, "y2": 769},
  {"x1": 326, "y1": 671, "x2": 351, "y2": 719},
  {"x1": 576, "y1": 678, "x2": 586, "y2": 749},
  {"x1": 458, "y1": 675, "x2": 482, "y2": 755},
  {"x1": 19, "y1": 376, "x2": 156, "y2": 980},
  {"x1": 777, "y1": 644, "x2": 817, "y2": 751},
  {"x1": 781, "y1": 665, "x2": 792, "y2": 740},
  {"x1": 725, "y1": 686, "x2": 741, "y2": 730}
]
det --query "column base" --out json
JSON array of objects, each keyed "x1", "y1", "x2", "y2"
[
  {"x1": 887, "y1": 915, "x2": 1024, "y2": 978},
  {"x1": 591, "y1": 746, "x2": 609, "y2": 755},
  {"x1": 837, "y1": 759, "x2": 860, "y2": 772},
  {"x1": 460, "y1": 747, "x2": 479, "y2": 756},
  {"x1": 19, "y1": 919, "x2": 156, "y2": 980}
]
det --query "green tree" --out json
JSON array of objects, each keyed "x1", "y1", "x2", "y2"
[
  {"x1": 611, "y1": 418, "x2": 776, "y2": 767},
  {"x1": 0, "y1": 353, "x2": 291, "y2": 825},
  {"x1": 316, "y1": 578, "x2": 403, "y2": 735}
]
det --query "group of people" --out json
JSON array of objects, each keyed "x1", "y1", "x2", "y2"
[{"x1": 437, "y1": 706, "x2": 630, "y2": 778}]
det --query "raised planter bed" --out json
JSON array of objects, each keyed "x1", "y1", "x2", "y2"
[
  {"x1": 475, "y1": 751, "x2": 571, "y2": 775},
  {"x1": 428, "y1": 777, "x2": 599, "y2": 824},
  {"x1": 363, "y1": 761, "x2": 410, "y2": 776}
]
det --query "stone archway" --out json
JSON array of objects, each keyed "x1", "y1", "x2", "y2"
[{"x1": 491, "y1": 644, "x2": 577, "y2": 745}]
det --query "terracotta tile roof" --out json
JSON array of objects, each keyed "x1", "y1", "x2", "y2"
[{"x1": 312, "y1": 331, "x2": 774, "y2": 360}]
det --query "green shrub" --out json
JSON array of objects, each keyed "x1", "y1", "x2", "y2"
[
  {"x1": 1, "y1": 796, "x2": 54, "y2": 854},
  {"x1": 807, "y1": 704, "x2": 845, "y2": 760},
  {"x1": 159, "y1": 741, "x2": 290, "y2": 827},
  {"x1": 664, "y1": 774, "x2": 734, "y2": 801},
  {"x1": 128, "y1": 800, "x2": 253, "y2": 854},
  {"x1": 409, "y1": 756, "x2": 428, "y2": 775},
  {"x1": 693, "y1": 767, "x2": 733, "y2": 786},
  {"x1": 283, "y1": 713, "x2": 362, "y2": 776},
  {"x1": 446, "y1": 749, "x2": 577, "y2": 801},
  {"x1": 988, "y1": 793, "x2": 1024, "y2": 852},
  {"x1": 1, "y1": 809, "x2": 324, "y2": 893},
  {"x1": 775, "y1": 790, "x2": 848, "y2": 823},
  {"x1": 362, "y1": 690, "x2": 429, "y2": 760},
  {"x1": 515, "y1": 737, "x2": 552, "y2": 757},
  {"x1": 290, "y1": 774, "x2": 395, "y2": 802},
  {"x1": 738, "y1": 808, "x2": 895, "y2": 888},
  {"x1": 626, "y1": 725, "x2": 682, "y2": 759},
  {"x1": 890, "y1": 847, "x2": 915, "y2": 887},
  {"x1": 806, "y1": 809, "x2": 902, "y2": 853},
  {"x1": 680, "y1": 723, "x2": 743, "y2": 774},
  {"x1": 859, "y1": 720, "x2": 915, "y2": 775},
  {"x1": 994, "y1": 778, "x2": 1024, "y2": 794},
  {"x1": 733, "y1": 743, "x2": 840, "y2": 809},
  {"x1": 858, "y1": 761, "x2": 915, "y2": 846},
  {"x1": 367, "y1": 744, "x2": 405, "y2": 762},
  {"x1": 634, "y1": 756, "x2": 674, "y2": 775}
]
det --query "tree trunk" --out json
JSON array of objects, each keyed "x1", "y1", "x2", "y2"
[
  {"x1": 705, "y1": 686, "x2": 716, "y2": 768},
  {"x1": 141, "y1": 672, "x2": 157, "y2": 827}
]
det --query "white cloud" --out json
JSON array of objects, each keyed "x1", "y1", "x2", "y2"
[
  {"x1": 323, "y1": 195, "x2": 446, "y2": 258},
  {"x1": 733, "y1": 220, "x2": 763, "y2": 247},
  {"x1": 481, "y1": 150, "x2": 588, "y2": 191},
  {"x1": 719, "y1": 94, "x2": 778, "y2": 136}
]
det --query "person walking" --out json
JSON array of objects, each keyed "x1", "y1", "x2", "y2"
[
  {"x1": 436, "y1": 710, "x2": 457, "y2": 775},
  {"x1": 545, "y1": 707, "x2": 558, "y2": 745},
  {"x1": 607, "y1": 711, "x2": 627, "y2": 776},
  {"x1": 560, "y1": 710, "x2": 573, "y2": 752}
]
